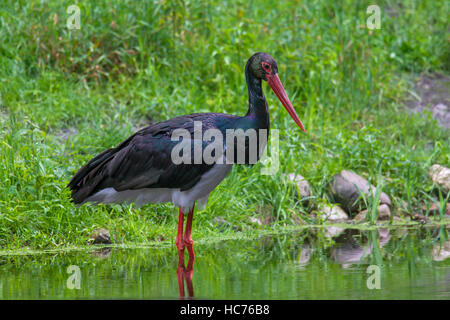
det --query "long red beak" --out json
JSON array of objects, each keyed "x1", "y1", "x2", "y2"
[{"x1": 267, "y1": 73, "x2": 306, "y2": 132}]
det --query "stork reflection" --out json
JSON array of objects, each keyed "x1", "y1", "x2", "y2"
[
  {"x1": 175, "y1": 205, "x2": 196, "y2": 298},
  {"x1": 177, "y1": 256, "x2": 194, "y2": 298}
]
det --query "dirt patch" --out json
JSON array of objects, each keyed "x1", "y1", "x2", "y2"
[
  {"x1": 405, "y1": 74, "x2": 450, "y2": 129},
  {"x1": 54, "y1": 127, "x2": 78, "y2": 141},
  {"x1": 0, "y1": 111, "x2": 7, "y2": 122}
]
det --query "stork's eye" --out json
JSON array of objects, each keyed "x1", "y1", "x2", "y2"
[{"x1": 262, "y1": 62, "x2": 271, "y2": 71}]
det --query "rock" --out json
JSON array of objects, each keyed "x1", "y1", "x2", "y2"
[
  {"x1": 432, "y1": 103, "x2": 449, "y2": 124},
  {"x1": 378, "y1": 228, "x2": 391, "y2": 245},
  {"x1": 285, "y1": 173, "x2": 312, "y2": 201},
  {"x1": 92, "y1": 247, "x2": 112, "y2": 258},
  {"x1": 89, "y1": 228, "x2": 114, "y2": 245},
  {"x1": 331, "y1": 229, "x2": 391, "y2": 267},
  {"x1": 331, "y1": 242, "x2": 367, "y2": 265},
  {"x1": 212, "y1": 216, "x2": 242, "y2": 231},
  {"x1": 249, "y1": 217, "x2": 263, "y2": 226},
  {"x1": 320, "y1": 204, "x2": 349, "y2": 222},
  {"x1": 428, "y1": 164, "x2": 450, "y2": 192},
  {"x1": 298, "y1": 244, "x2": 311, "y2": 266},
  {"x1": 404, "y1": 74, "x2": 450, "y2": 129},
  {"x1": 423, "y1": 202, "x2": 450, "y2": 215},
  {"x1": 324, "y1": 226, "x2": 345, "y2": 238},
  {"x1": 425, "y1": 203, "x2": 439, "y2": 213},
  {"x1": 353, "y1": 211, "x2": 365, "y2": 221},
  {"x1": 330, "y1": 170, "x2": 391, "y2": 214},
  {"x1": 378, "y1": 204, "x2": 391, "y2": 220},
  {"x1": 353, "y1": 204, "x2": 391, "y2": 221},
  {"x1": 432, "y1": 241, "x2": 450, "y2": 261}
]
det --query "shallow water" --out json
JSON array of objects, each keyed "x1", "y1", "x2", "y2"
[{"x1": 1, "y1": 226, "x2": 449, "y2": 299}]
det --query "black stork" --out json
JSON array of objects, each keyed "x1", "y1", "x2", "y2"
[{"x1": 68, "y1": 52, "x2": 305, "y2": 297}]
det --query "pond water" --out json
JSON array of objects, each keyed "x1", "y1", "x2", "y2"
[{"x1": 1, "y1": 226, "x2": 449, "y2": 299}]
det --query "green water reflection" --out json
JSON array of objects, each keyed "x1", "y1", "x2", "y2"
[{"x1": 1, "y1": 226, "x2": 449, "y2": 299}]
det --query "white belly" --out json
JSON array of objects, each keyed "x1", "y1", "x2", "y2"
[{"x1": 85, "y1": 163, "x2": 233, "y2": 211}]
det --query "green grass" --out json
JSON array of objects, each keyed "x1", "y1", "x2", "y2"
[{"x1": 0, "y1": 0, "x2": 449, "y2": 250}]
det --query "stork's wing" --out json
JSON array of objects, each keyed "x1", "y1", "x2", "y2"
[{"x1": 67, "y1": 114, "x2": 230, "y2": 204}]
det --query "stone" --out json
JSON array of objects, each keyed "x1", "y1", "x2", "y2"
[
  {"x1": 320, "y1": 204, "x2": 349, "y2": 222},
  {"x1": 353, "y1": 211, "x2": 366, "y2": 221},
  {"x1": 432, "y1": 241, "x2": 450, "y2": 261},
  {"x1": 378, "y1": 204, "x2": 391, "y2": 220},
  {"x1": 285, "y1": 173, "x2": 312, "y2": 200},
  {"x1": 424, "y1": 202, "x2": 450, "y2": 215},
  {"x1": 404, "y1": 74, "x2": 450, "y2": 129},
  {"x1": 330, "y1": 170, "x2": 391, "y2": 214},
  {"x1": 298, "y1": 244, "x2": 311, "y2": 266},
  {"x1": 324, "y1": 226, "x2": 345, "y2": 238},
  {"x1": 89, "y1": 228, "x2": 113, "y2": 245},
  {"x1": 92, "y1": 247, "x2": 112, "y2": 258},
  {"x1": 249, "y1": 217, "x2": 263, "y2": 226},
  {"x1": 353, "y1": 204, "x2": 391, "y2": 221},
  {"x1": 428, "y1": 164, "x2": 450, "y2": 192}
]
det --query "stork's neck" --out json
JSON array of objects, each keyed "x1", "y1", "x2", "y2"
[{"x1": 244, "y1": 65, "x2": 269, "y2": 125}]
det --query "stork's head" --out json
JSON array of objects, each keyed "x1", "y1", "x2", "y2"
[{"x1": 247, "y1": 52, "x2": 306, "y2": 132}]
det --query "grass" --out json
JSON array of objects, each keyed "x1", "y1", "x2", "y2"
[{"x1": 0, "y1": 0, "x2": 449, "y2": 251}]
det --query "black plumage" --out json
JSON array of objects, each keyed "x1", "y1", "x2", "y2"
[{"x1": 68, "y1": 113, "x2": 236, "y2": 204}]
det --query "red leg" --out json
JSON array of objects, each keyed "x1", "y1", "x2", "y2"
[
  {"x1": 184, "y1": 265, "x2": 194, "y2": 298},
  {"x1": 176, "y1": 208, "x2": 185, "y2": 267},
  {"x1": 184, "y1": 204, "x2": 195, "y2": 261},
  {"x1": 177, "y1": 265, "x2": 185, "y2": 298},
  {"x1": 183, "y1": 204, "x2": 195, "y2": 298},
  {"x1": 176, "y1": 208, "x2": 185, "y2": 297}
]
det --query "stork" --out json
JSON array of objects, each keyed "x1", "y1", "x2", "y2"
[{"x1": 68, "y1": 52, "x2": 306, "y2": 296}]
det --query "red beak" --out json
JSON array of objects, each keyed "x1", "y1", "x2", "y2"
[{"x1": 267, "y1": 73, "x2": 306, "y2": 132}]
